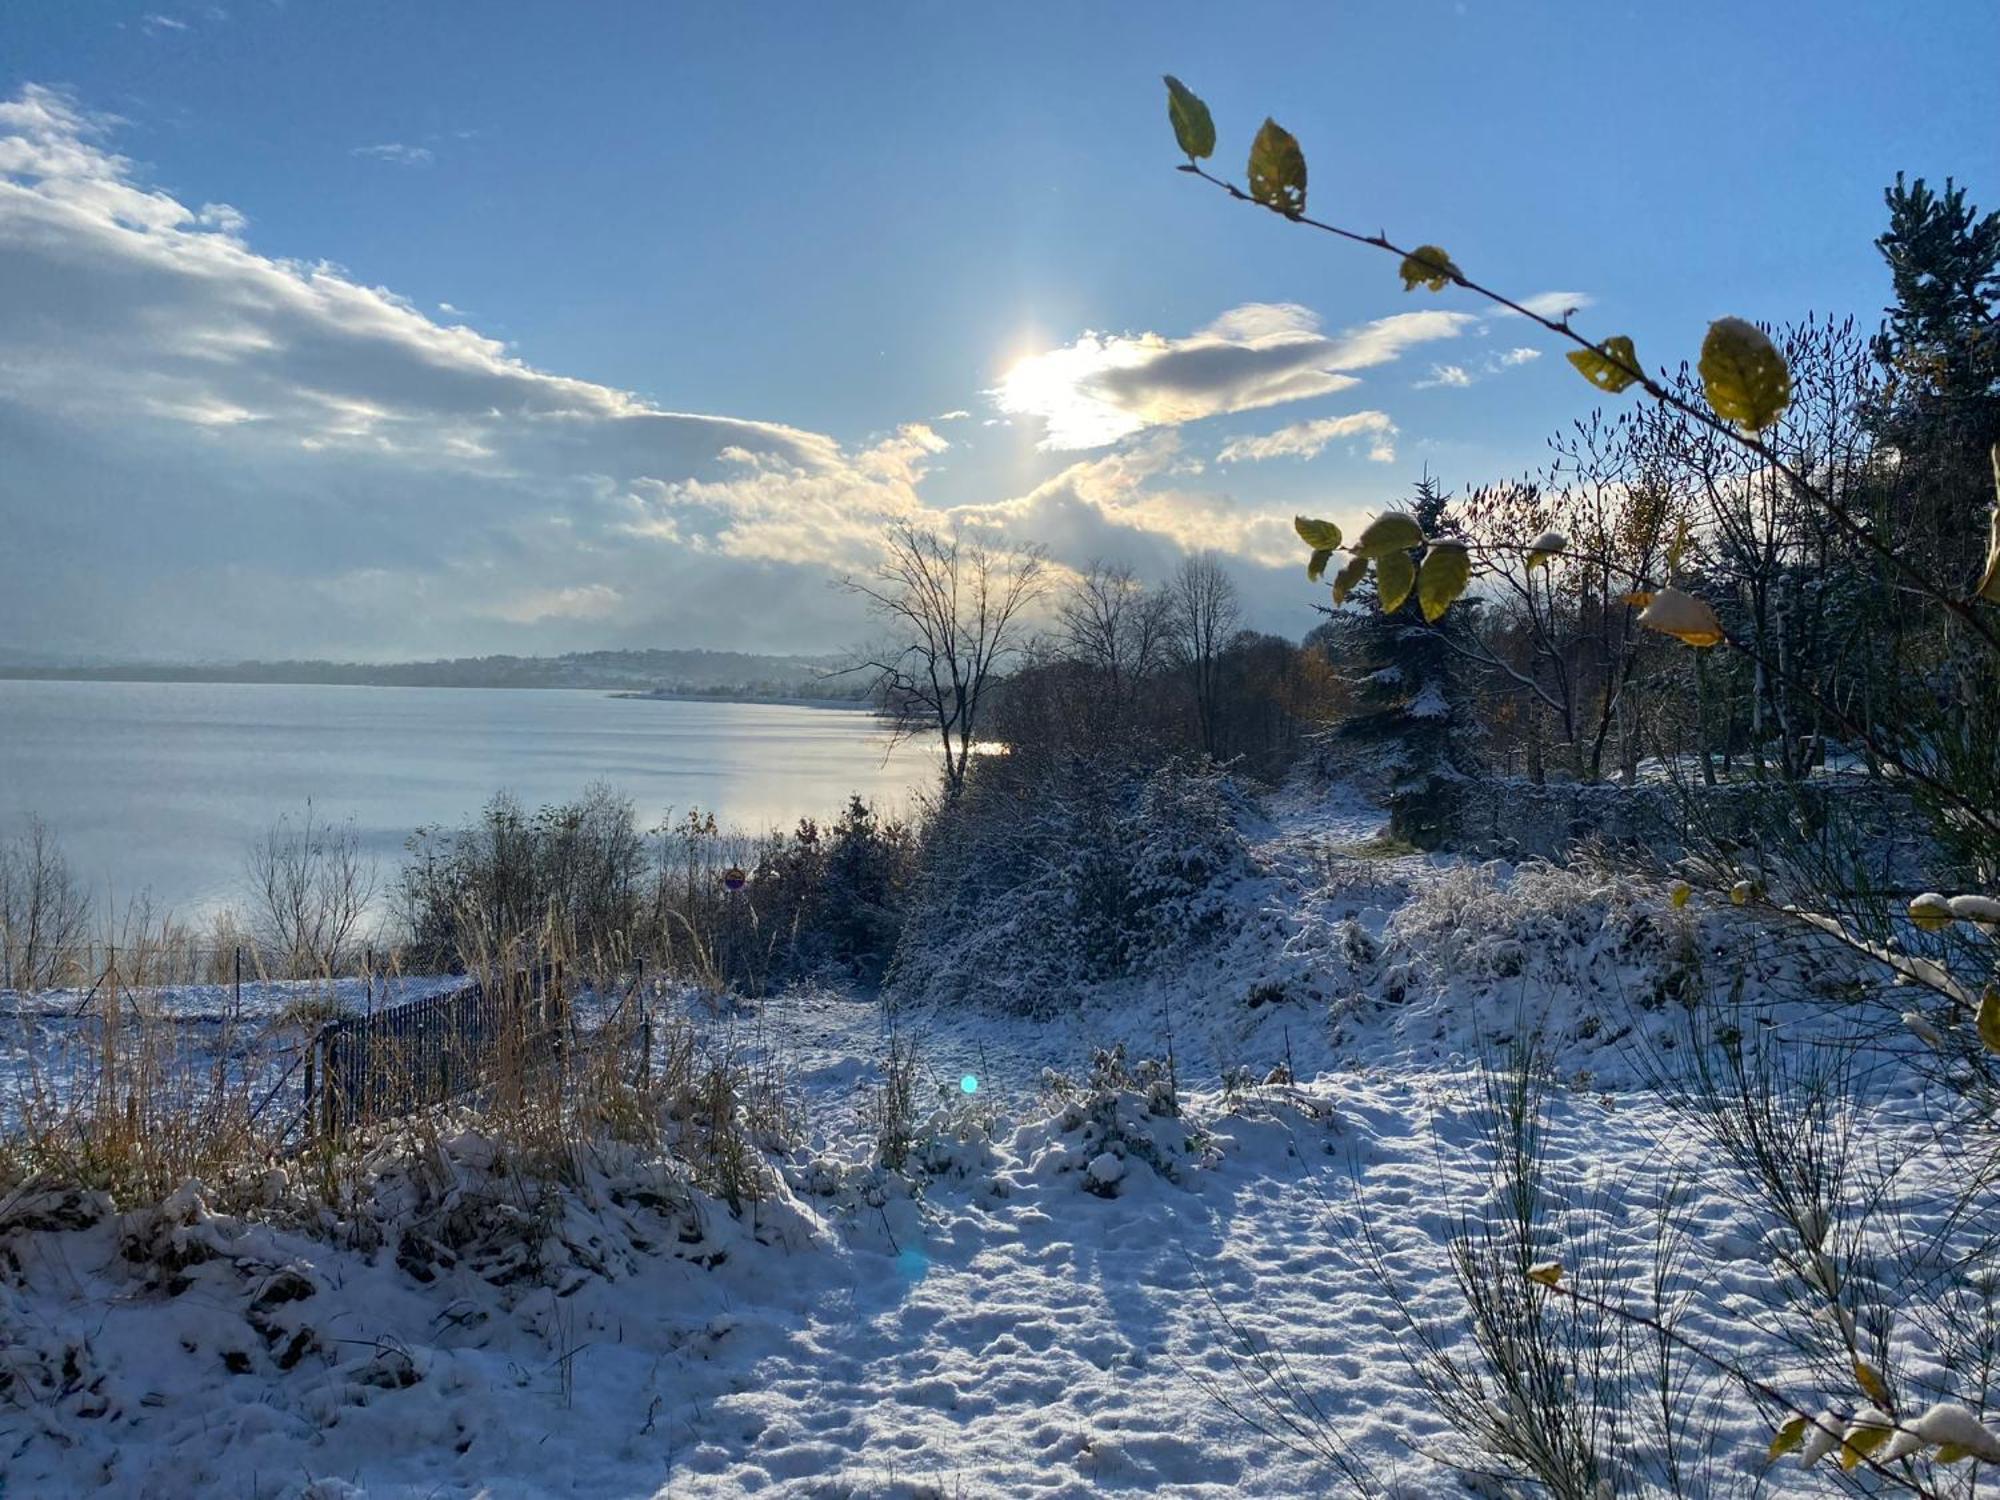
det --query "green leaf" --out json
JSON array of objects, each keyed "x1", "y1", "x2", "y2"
[
  {"x1": 1306, "y1": 548, "x2": 1334, "y2": 583},
  {"x1": 1294, "y1": 515, "x2": 1343, "y2": 550},
  {"x1": 1526, "y1": 530, "x2": 1567, "y2": 569},
  {"x1": 1399, "y1": 244, "x2": 1461, "y2": 293},
  {"x1": 1376, "y1": 551, "x2": 1415, "y2": 614},
  {"x1": 1566, "y1": 336, "x2": 1642, "y2": 394},
  {"x1": 1163, "y1": 76, "x2": 1215, "y2": 162},
  {"x1": 1699, "y1": 317, "x2": 1791, "y2": 432},
  {"x1": 1247, "y1": 119, "x2": 1306, "y2": 217},
  {"x1": 1418, "y1": 541, "x2": 1472, "y2": 622},
  {"x1": 1354, "y1": 511, "x2": 1426, "y2": 558},
  {"x1": 1330, "y1": 552, "x2": 1369, "y2": 606}
]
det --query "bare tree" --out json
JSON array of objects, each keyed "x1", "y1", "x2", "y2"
[
  {"x1": 842, "y1": 520, "x2": 1049, "y2": 798},
  {"x1": 246, "y1": 804, "x2": 377, "y2": 978},
  {"x1": 1055, "y1": 560, "x2": 1173, "y2": 704},
  {"x1": 0, "y1": 816, "x2": 92, "y2": 989},
  {"x1": 1166, "y1": 552, "x2": 1243, "y2": 758}
]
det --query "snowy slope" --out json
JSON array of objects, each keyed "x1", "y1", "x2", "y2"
[{"x1": 0, "y1": 785, "x2": 1978, "y2": 1498}]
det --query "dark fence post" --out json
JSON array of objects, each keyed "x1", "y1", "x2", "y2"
[{"x1": 303, "y1": 1026, "x2": 318, "y2": 1139}]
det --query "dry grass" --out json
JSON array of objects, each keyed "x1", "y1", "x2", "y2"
[{"x1": 1, "y1": 922, "x2": 793, "y2": 1223}]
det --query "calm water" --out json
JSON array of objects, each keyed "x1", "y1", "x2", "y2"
[{"x1": 0, "y1": 680, "x2": 933, "y2": 914}]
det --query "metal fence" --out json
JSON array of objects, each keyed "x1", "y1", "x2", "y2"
[{"x1": 301, "y1": 967, "x2": 650, "y2": 1137}]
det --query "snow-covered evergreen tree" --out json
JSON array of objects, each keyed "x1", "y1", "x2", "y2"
[{"x1": 1313, "y1": 475, "x2": 1479, "y2": 840}]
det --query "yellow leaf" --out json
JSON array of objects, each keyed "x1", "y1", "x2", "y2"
[
  {"x1": 1566, "y1": 336, "x2": 1642, "y2": 394},
  {"x1": 1527, "y1": 531, "x2": 1567, "y2": 569},
  {"x1": 1936, "y1": 1442, "x2": 1974, "y2": 1464},
  {"x1": 1162, "y1": 76, "x2": 1216, "y2": 162},
  {"x1": 1854, "y1": 1359, "x2": 1891, "y2": 1407},
  {"x1": 1637, "y1": 587, "x2": 1726, "y2": 648},
  {"x1": 1526, "y1": 1259, "x2": 1564, "y2": 1287},
  {"x1": 1730, "y1": 880, "x2": 1754, "y2": 906},
  {"x1": 1418, "y1": 541, "x2": 1472, "y2": 622},
  {"x1": 1295, "y1": 516, "x2": 1343, "y2": 550},
  {"x1": 1330, "y1": 552, "x2": 1369, "y2": 607},
  {"x1": 1700, "y1": 317, "x2": 1792, "y2": 433},
  {"x1": 1399, "y1": 244, "x2": 1461, "y2": 293},
  {"x1": 1376, "y1": 551, "x2": 1416, "y2": 614},
  {"x1": 1840, "y1": 1429, "x2": 1891, "y2": 1471},
  {"x1": 1355, "y1": 511, "x2": 1426, "y2": 558},
  {"x1": 1908, "y1": 892, "x2": 1954, "y2": 933},
  {"x1": 1247, "y1": 119, "x2": 1306, "y2": 217},
  {"x1": 1671, "y1": 881, "x2": 1691, "y2": 909},
  {"x1": 1978, "y1": 986, "x2": 2000, "y2": 1055},
  {"x1": 1622, "y1": 590, "x2": 1655, "y2": 608},
  {"x1": 1306, "y1": 548, "x2": 1335, "y2": 583},
  {"x1": 1666, "y1": 515, "x2": 1692, "y2": 576},
  {"x1": 1767, "y1": 1414, "x2": 1810, "y2": 1461}
]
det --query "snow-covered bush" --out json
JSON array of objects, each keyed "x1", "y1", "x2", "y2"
[
  {"x1": 888, "y1": 757, "x2": 1255, "y2": 1016},
  {"x1": 1026, "y1": 1045, "x2": 1201, "y2": 1195},
  {"x1": 1382, "y1": 859, "x2": 1668, "y2": 986}
]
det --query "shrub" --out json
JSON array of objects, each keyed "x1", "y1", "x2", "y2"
[{"x1": 887, "y1": 755, "x2": 1253, "y2": 1016}]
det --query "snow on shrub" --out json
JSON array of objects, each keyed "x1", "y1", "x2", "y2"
[
  {"x1": 1381, "y1": 860, "x2": 1659, "y2": 985},
  {"x1": 889, "y1": 759, "x2": 1255, "y2": 1016},
  {"x1": 1018, "y1": 1045, "x2": 1208, "y2": 1195}
]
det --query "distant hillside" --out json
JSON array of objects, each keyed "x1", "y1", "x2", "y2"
[{"x1": 0, "y1": 648, "x2": 870, "y2": 701}]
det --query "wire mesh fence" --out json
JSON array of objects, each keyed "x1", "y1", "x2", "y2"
[
  {"x1": 305, "y1": 966, "x2": 652, "y2": 1138},
  {"x1": 2, "y1": 952, "x2": 654, "y2": 1149}
]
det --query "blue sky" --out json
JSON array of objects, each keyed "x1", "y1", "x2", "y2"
[{"x1": 3, "y1": 1, "x2": 1995, "y2": 661}]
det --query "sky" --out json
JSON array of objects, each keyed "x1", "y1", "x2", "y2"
[{"x1": 2, "y1": 1, "x2": 1995, "y2": 664}]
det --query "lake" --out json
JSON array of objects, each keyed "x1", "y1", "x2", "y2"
[{"x1": 0, "y1": 680, "x2": 935, "y2": 915}]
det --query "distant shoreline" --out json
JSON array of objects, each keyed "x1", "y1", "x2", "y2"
[
  {"x1": 1, "y1": 671, "x2": 876, "y2": 711},
  {"x1": 609, "y1": 689, "x2": 872, "y2": 711}
]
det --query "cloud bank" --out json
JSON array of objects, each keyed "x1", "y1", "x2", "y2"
[
  {"x1": 0, "y1": 86, "x2": 946, "y2": 660},
  {"x1": 994, "y1": 302, "x2": 1474, "y2": 450}
]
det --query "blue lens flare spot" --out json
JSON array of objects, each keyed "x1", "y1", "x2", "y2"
[
  {"x1": 895, "y1": 1248, "x2": 929, "y2": 1285},
  {"x1": 960, "y1": 1073, "x2": 979, "y2": 1095}
]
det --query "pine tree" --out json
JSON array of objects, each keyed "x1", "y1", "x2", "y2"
[
  {"x1": 1316, "y1": 475, "x2": 1477, "y2": 838},
  {"x1": 1868, "y1": 173, "x2": 2000, "y2": 584}
]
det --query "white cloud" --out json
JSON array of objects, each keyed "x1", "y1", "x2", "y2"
[
  {"x1": 1415, "y1": 363, "x2": 1472, "y2": 390},
  {"x1": 142, "y1": 14, "x2": 189, "y2": 33},
  {"x1": 1511, "y1": 291, "x2": 1594, "y2": 320},
  {"x1": 352, "y1": 143, "x2": 434, "y2": 167},
  {"x1": 0, "y1": 85, "x2": 947, "y2": 660},
  {"x1": 1216, "y1": 410, "x2": 1397, "y2": 464},
  {"x1": 952, "y1": 436, "x2": 1305, "y2": 572},
  {"x1": 1416, "y1": 344, "x2": 1551, "y2": 390},
  {"x1": 993, "y1": 302, "x2": 1476, "y2": 450},
  {"x1": 486, "y1": 584, "x2": 624, "y2": 624}
]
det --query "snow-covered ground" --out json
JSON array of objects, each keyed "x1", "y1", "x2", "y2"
[{"x1": 0, "y1": 784, "x2": 1977, "y2": 1497}]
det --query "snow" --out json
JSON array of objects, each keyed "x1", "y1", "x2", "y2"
[{"x1": 1, "y1": 780, "x2": 1988, "y2": 1497}]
